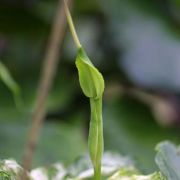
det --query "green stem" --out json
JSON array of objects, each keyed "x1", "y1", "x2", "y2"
[
  {"x1": 94, "y1": 165, "x2": 101, "y2": 180},
  {"x1": 63, "y1": 0, "x2": 82, "y2": 49},
  {"x1": 89, "y1": 97, "x2": 103, "y2": 180}
]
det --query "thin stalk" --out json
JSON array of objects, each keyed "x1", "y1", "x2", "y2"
[
  {"x1": 21, "y1": 0, "x2": 73, "y2": 179},
  {"x1": 63, "y1": 0, "x2": 82, "y2": 49}
]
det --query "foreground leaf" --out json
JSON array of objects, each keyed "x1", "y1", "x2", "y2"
[
  {"x1": 0, "y1": 150, "x2": 167, "y2": 180},
  {"x1": 67, "y1": 152, "x2": 134, "y2": 179},
  {"x1": 108, "y1": 168, "x2": 165, "y2": 180},
  {"x1": 155, "y1": 141, "x2": 180, "y2": 180},
  {"x1": 0, "y1": 159, "x2": 24, "y2": 179}
]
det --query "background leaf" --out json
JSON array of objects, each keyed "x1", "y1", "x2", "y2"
[
  {"x1": 0, "y1": 62, "x2": 22, "y2": 108},
  {"x1": 103, "y1": 97, "x2": 180, "y2": 173},
  {"x1": 155, "y1": 141, "x2": 180, "y2": 180}
]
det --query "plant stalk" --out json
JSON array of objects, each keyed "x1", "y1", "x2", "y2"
[
  {"x1": 21, "y1": 0, "x2": 73, "y2": 179},
  {"x1": 63, "y1": 1, "x2": 104, "y2": 179},
  {"x1": 89, "y1": 97, "x2": 103, "y2": 180},
  {"x1": 63, "y1": 0, "x2": 82, "y2": 49}
]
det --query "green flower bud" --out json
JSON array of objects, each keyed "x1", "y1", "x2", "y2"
[{"x1": 75, "y1": 48, "x2": 104, "y2": 99}]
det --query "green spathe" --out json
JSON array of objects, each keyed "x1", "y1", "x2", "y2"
[
  {"x1": 75, "y1": 48, "x2": 104, "y2": 99},
  {"x1": 75, "y1": 47, "x2": 105, "y2": 180},
  {"x1": 64, "y1": 2, "x2": 105, "y2": 177}
]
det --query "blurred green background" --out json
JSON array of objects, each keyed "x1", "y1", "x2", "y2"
[{"x1": 0, "y1": 0, "x2": 180, "y2": 174}]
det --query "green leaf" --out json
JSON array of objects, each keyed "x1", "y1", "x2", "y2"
[
  {"x1": 0, "y1": 62, "x2": 22, "y2": 108},
  {"x1": 75, "y1": 48, "x2": 104, "y2": 99},
  {"x1": 0, "y1": 171, "x2": 11, "y2": 180},
  {"x1": 0, "y1": 62, "x2": 19, "y2": 95},
  {"x1": 155, "y1": 141, "x2": 180, "y2": 180}
]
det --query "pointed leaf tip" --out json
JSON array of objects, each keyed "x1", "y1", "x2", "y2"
[{"x1": 75, "y1": 48, "x2": 104, "y2": 99}]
